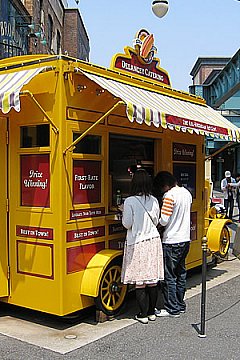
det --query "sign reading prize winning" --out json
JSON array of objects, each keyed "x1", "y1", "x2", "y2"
[
  {"x1": 172, "y1": 143, "x2": 196, "y2": 162},
  {"x1": 21, "y1": 154, "x2": 50, "y2": 207}
]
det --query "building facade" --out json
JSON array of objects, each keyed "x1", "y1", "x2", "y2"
[
  {"x1": 0, "y1": 0, "x2": 89, "y2": 60},
  {"x1": 189, "y1": 52, "x2": 240, "y2": 188},
  {"x1": 0, "y1": 0, "x2": 31, "y2": 58}
]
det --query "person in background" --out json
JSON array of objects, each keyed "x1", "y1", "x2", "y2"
[
  {"x1": 236, "y1": 174, "x2": 240, "y2": 222},
  {"x1": 121, "y1": 169, "x2": 164, "y2": 324},
  {"x1": 228, "y1": 173, "x2": 240, "y2": 222},
  {"x1": 154, "y1": 171, "x2": 192, "y2": 317},
  {"x1": 221, "y1": 171, "x2": 236, "y2": 220}
]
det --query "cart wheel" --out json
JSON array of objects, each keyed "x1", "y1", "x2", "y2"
[
  {"x1": 95, "y1": 260, "x2": 127, "y2": 316},
  {"x1": 217, "y1": 226, "x2": 230, "y2": 258}
]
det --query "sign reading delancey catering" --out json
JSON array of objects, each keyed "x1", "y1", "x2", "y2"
[{"x1": 110, "y1": 29, "x2": 171, "y2": 86}]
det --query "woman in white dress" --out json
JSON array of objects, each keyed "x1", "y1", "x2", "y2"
[{"x1": 121, "y1": 169, "x2": 164, "y2": 324}]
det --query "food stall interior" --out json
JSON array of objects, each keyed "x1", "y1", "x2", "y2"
[{"x1": 109, "y1": 134, "x2": 154, "y2": 208}]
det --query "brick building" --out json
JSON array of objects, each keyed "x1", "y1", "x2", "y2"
[
  {"x1": 64, "y1": 8, "x2": 89, "y2": 61},
  {"x1": 0, "y1": 0, "x2": 89, "y2": 60}
]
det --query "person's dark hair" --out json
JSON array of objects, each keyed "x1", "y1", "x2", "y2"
[
  {"x1": 130, "y1": 169, "x2": 152, "y2": 197},
  {"x1": 153, "y1": 171, "x2": 177, "y2": 198}
]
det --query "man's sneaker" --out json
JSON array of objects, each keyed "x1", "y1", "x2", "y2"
[
  {"x1": 135, "y1": 314, "x2": 148, "y2": 324},
  {"x1": 155, "y1": 308, "x2": 180, "y2": 318},
  {"x1": 148, "y1": 314, "x2": 156, "y2": 321}
]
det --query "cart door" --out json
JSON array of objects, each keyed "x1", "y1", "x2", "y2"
[{"x1": 0, "y1": 117, "x2": 9, "y2": 296}]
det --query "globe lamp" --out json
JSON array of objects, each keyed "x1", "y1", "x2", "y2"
[{"x1": 152, "y1": 0, "x2": 169, "y2": 18}]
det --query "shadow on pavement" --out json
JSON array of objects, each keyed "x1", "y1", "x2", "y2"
[{"x1": 0, "y1": 262, "x2": 229, "y2": 331}]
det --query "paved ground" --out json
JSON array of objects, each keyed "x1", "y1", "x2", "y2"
[
  {"x1": 0, "y1": 192, "x2": 239, "y2": 359},
  {"x1": 0, "y1": 253, "x2": 239, "y2": 359}
]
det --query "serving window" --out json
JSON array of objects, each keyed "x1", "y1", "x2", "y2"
[{"x1": 109, "y1": 134, "x2": 154, "y2": 208}]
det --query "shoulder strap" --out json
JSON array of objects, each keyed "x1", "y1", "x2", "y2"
[{"x1": 134, "y1": 196, "x2": 156, "y2": 226}]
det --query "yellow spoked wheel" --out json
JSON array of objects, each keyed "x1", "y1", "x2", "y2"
[
  {"x1": 218, "y1": 226, "x2": 230, "y2": 258},
  {"x1": 95, "y1": 262, "x2": 127, "y2": 316}
]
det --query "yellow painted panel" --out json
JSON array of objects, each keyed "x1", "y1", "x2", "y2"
[
  {"x1": 81, "y1": 249, "x2": 123, "y2": 297},
  {"x1": 0, "y1": 117, "x2": 9, "y2": 296},
  {"x1": 17, "y1": 241, "x2": 53, "y2": 278}
]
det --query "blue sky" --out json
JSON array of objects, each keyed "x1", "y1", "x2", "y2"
[{"x1": 67, "y1": 0, "x2": 240, "y2": 92}]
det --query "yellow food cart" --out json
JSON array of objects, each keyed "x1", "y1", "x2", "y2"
[{"x1": 0, "y1": 29, "x2": 238, "y2": 316}]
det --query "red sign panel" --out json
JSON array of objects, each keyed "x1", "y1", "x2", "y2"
[
  {"x1": 16, "y1": 225, "x2": 53, "y2": 240},
  {"x1": 21, "y1": 154, "x2": 50, "y2": 207},
  {"x1": 172, "y1": 143, "x2": 196, "y2": 162},
  {"x1": 67, "y1": 242, "x2": 105, "y2": 273},
  {"x1": 73, "y1": 160, "x2": 101, "y2": 204},
  {"x1": 70, "y1": 207, "x2": 105, "y2": 220},
  {"x1": 114, "y1": 51, "x2": 170, "y2": 85},
  {"x1": 167, "y1": 115, "x2": 229, "y2": 136},
  {"x1": 67, "y1": 226, "x2": 105, "y2": 242},
  {"x1": 190, "y1": 212, "x2": 197, "y2": 241}
]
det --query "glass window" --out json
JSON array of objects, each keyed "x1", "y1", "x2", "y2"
[
  {"x1": 20, "y1": 124, "x2": 50, "y2": 148},
  {"x1": 47, "y1": 14, "x2": 53, "y2": 48},
  {"x1": 57, "y1": 30, "x2": 61, "y2": 54},
  {"x1": 73, "y1": 134, "x2": 101, "y2": 154}
]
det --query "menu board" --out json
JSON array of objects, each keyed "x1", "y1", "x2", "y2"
[
  {"x1": 190, "y1": 212, "x2": 197, "y2": 241},
  {"x1": 172, "y1": 143, "x2": 196, "y2": 162},
  {"x1": 172, "y1": 143, "x2": 196, "y2": 198},
  {"x1": 73, "y1": 160, "x2": 101, "y2": 204},
  {"x1": 21, "y1": 154, "x2": 50, "y2": 207},
  {"x1": 173, "y1": 163, "x2": 196, "y2": 198}
]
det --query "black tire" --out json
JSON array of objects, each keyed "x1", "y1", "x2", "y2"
[{"x1": 95, "y1": 258, "x2": 127, "y2": 316}]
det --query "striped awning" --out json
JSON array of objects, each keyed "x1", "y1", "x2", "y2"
[
  {"x1": 81, "y1": 71, "x2": 240, "y2": 141},
  {"x1": 0, "y1": 67, "x2": 45, "y2": 114}
]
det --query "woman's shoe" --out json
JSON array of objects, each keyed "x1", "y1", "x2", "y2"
[
  {"x1": 135, "y1": 314, "x2": 148, "y2": 324},
  {"x1": 148, "y1": 314, "x2": 156, "y2": 321}
]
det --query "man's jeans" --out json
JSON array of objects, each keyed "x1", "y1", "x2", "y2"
[{"x1": 162, "y1": 242, "x2": 190, "y2": 315}]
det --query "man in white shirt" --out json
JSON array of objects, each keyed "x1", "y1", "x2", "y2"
[
  {"x1": 154, "y1": 171, "x2": 192, "y2": 317},
  {"x1": 220, "y1": 170, "x2": 236, "y2": 219}
]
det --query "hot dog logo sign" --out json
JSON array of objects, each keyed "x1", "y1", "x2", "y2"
[{"x1": 110, "y1": 29, "x2": 171, "y2": 86}]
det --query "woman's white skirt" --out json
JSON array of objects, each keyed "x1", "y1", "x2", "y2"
[{"x1": 121, "y1": 236, "x2": 164, "y2": 285}]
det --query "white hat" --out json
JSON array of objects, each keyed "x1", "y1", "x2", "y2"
[{"x1": 225, "y1": 170, "x2": 231, "y2": 177}]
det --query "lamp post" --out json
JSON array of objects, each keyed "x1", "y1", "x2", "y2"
[{"x1": 198, "y1": 235, "x2": 208, "y2": 338}]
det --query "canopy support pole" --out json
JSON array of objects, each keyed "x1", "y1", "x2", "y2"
[
  {"x1": 63, "y1": 100, "x2": 124, "y2": 156},
  {"x1": 20, "y1": 90, "x2": 59, "y2": 134},
  {"x1": 205, "y1": 141, "x2": 235, "y2": 161}
]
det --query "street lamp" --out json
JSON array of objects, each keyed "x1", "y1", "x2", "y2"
[
  {"x1": 73, "y1": 0, "x2": 169, "y2": 17},
  {"x1": 152, "y1": 0, "x2": 169, "y2": 18}
]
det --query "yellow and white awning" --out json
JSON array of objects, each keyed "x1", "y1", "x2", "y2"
[
  {"x1": 0, "y1": 67, "x2": 45, "y2": 114},
  {"x1": 81, "y1": 71, "x2": 239, "y2": 141}
]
